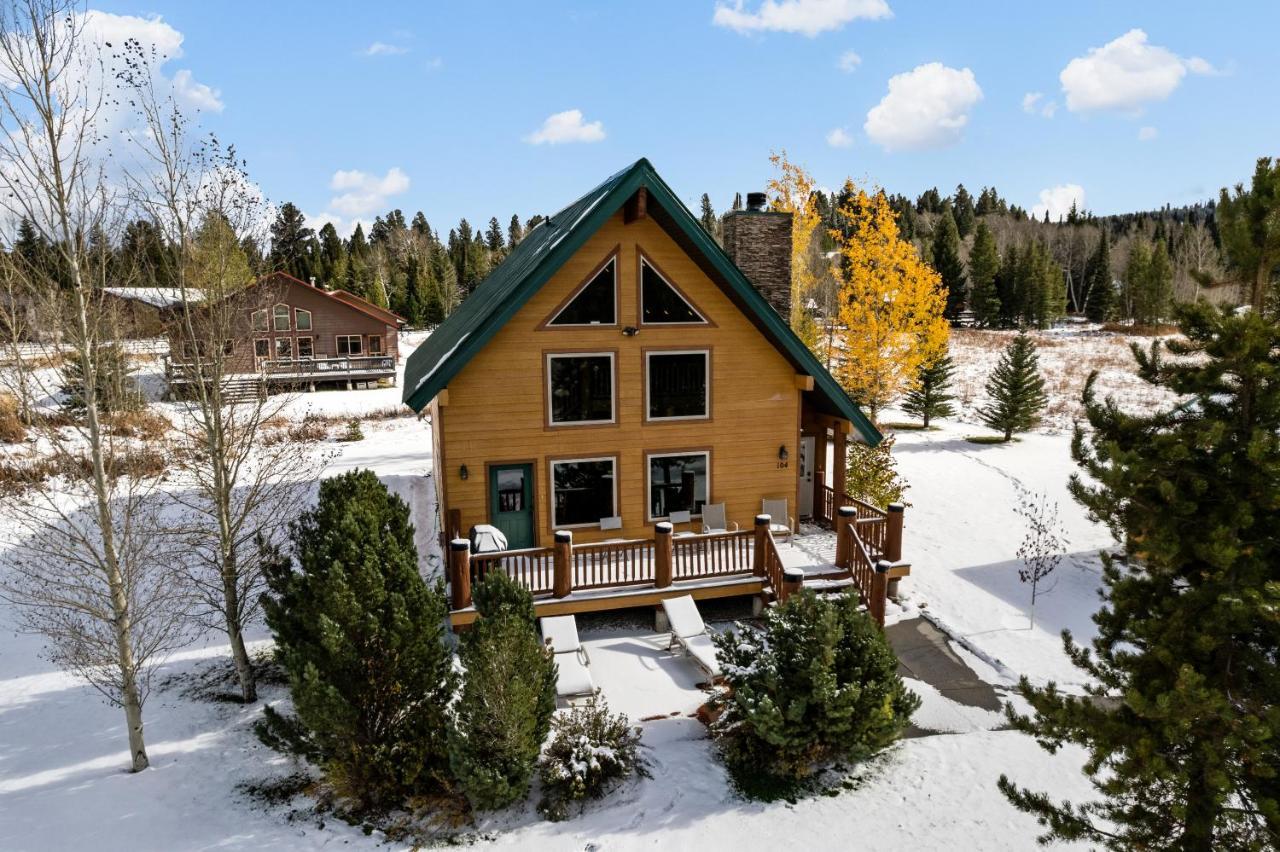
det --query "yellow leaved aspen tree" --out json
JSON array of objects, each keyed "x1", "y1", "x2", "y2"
[
  {"x1": 833, "y1": 181, "x2": 949, "y2": 421},
  {"x1": 766, "y1": 151, "x2": 822, "y2": 347}
]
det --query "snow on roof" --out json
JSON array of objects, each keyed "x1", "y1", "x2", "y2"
[{"x1": 102, "y1": 287, "x2": 204, "y2": 308}]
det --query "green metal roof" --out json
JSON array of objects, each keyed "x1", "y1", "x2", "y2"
[{"x1": 401, "y1": 158, "x2": 881, "y2": 446}]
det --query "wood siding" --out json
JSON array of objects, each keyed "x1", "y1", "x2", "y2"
[
  {"x1": 437, "y1": 210, "x2": 802, "y2": 545},
  {"x1": 166, "y1": 274, "x2": 399, "y2": 372}
]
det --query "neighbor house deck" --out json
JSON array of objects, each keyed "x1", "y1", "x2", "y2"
[
  {"x1": 165, "y1": 354, "x2": 397, "y2": 394},
  {"x1": 446, "y1": 486, "x2": 910, "y2": 628}
]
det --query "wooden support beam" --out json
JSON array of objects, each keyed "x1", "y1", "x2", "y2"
[
  {"x1": 624, "y1": 187, "x2": 648, "y2": 223},
  {"x1": 794, "y1": 374, "x2": 814, "y2": 391},
  {"x1": 832, "y1": 428, "x2": 848, "y2": 499},
  {"x1": 435, "y1": 388, "x2": 449, "y2": 407}
]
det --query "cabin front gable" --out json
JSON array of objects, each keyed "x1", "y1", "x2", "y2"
[{"x1": 435, "y1": 209, "x2": 805, "y2": 546}]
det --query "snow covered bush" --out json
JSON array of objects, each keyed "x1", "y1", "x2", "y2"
[
  {"x1": 260, "y1": 469, "x2": 456, "y2": 812},
  {"x1": 537, "y1": 699, "x2": 645, "y2": 821},
  {"x1": 448, "y1": 571, "x2": 557, "y2": 811},
  {"x1": 712, "y1": 590, "x2": 919, "y2": 798}
]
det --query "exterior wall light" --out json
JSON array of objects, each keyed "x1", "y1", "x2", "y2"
[
  {"x1": 622, "y1": 326, "x2": 639, "y2": 337},
  {"x1": 459, "y1": 464, "x2": 469, "y2": 481},
  {"x1": 778, "y1": 445, "x2": 788, "y2": 463}
]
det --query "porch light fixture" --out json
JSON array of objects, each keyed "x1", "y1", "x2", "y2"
[
  {"x1": 459, "y1": 464, "x2": 469, "y2": 481},
  {"x1": 778, "y1": 445, "x2": 788, "y2": 463},
  {"x1": 622, "y1": 326, "x2": 639, "y2": 337}
]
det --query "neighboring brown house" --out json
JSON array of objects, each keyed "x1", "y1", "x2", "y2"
[{"x1": 165, "y1": 272, "x2": 406, "y2": 393}]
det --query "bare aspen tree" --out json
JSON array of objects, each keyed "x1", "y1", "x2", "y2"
[
  {"x1": 0, "y1": 0, "x2": 187, "y2": 772},
  {"x1": 118, "y1": 40, "x2": 319, "y2": 703},
  {"x1": 1014, "y1": 486, "x2": 1065, "y2": 630}
]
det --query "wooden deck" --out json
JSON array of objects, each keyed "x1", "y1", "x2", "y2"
[
  {"x1": 165, "y1": 354, "x2": 397, "y2": 393},
  {"x1": 447, "y1": 493, "x2": 909, "y2": 628}
]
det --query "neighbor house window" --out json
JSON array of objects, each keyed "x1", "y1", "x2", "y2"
[
  {"x1": 646, "y1": 350, "x2": 709, "y2": 420},
  {"x1": 647, "y1": 451, "x2": 709, "y2": 520},
  {"x1": 294, "y1": 308, "x2": 312, "y2": 331},
  {"x1": 275, "y1": 337, "x2": 293, "y2": 359},
  {"x1": 547, "y1": 352, "x2": 615, "y2": 425},
  {"x1": 551, "y1": 457, "x2": 617, "y2": 528},
  {"x1": 251, "y1": 309, "x2": 268, "y2": 332},
  {"x1": 273, "y1": 304, "x2": 290, "y2": 331},
  {"x1": 641, "y1": 257, "x2": 705, "y2": 324},
  {"x1": 368, "y1": 334, "x2": 383, "y2": 355},
  {"x1": 548, "y1": 257, "x2": 616, "y2": 326},
  {"x1": 222, "y1": 340, "x2": 235, "y2": 356},
  {"x1": 254, "y1": 338, "x2": 269, "y2": 359},
  {"x1": 336, "y1": 335, "x2": 362, "y2": 356},
  {"x1": 297, "y1": 337, "x2": 313, "y2": 358}
]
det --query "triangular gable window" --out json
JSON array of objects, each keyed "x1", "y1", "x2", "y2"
[
  {"x1": 549, "y1": 258, "x2": 616, "y2": 326},
  {"x1": 641, "y1": 258, "x2": 705, "y2": 324}
]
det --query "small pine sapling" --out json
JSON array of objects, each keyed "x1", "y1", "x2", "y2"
[
  {"x1": 340, "y1": 418, "x2": 364, "y2": 442},
  {"x1": 1013, "y1": 486, "x2": 1065, "y2": 629},
  {"x1": 978, "y1": 333, "x2": 1047, "y2": 441},
  {"x1": 901, "y1": 355, "x2": 956, "y2": 428}
]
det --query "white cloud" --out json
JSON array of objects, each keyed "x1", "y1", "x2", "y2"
[
  {"x1": 1060, "y1": 29, "x2": 1216, "y2": 113},
  {"x1": 1031, "y1": 183, "x2": 1085, "y2": 222},
  {"x1": 172, "y1": 69, "x2": 224, "y2": 113},
  {"x1": 825, "y1": 127, "x2": 854, "y2": 148},
  {"x1": 713, "y1": 0, "x2": 891, "y2": 37},
  {"x1": 1021, "y1": 91, "x2": 1056, "y2": 118},
  {"x1": 78, "y1": 11, "x2": 223, "y2": 113},
  {"x1": 326, "y1": 167, "x2": 411, "y2": 218},
  {"x1": 524, "y1": 109, "x2": 606, "y2": 145},
  {"x1": 363, "y1": 41, "x2": 408, "y2": 56},
  {"x1": 864, "y1": 62, "x2": 982, "y2": 152},
  {"x1": 1138, "y1": 125, "x2": 1158, "y2": 141},
  {"x1": 837, "y1": 50, "x2": 861, "y2": 72}
]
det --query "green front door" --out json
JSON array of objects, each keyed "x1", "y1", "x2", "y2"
[{"x1": 489, "y1": 463, "x2": 534, "y2": 549}]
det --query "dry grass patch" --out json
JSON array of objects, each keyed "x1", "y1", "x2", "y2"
[
  {"x1": 0, "y1": 393, "x2": 25, "y2": 443},
  {"x1": 105, "y1": 408, "x2": 171, "y2": 441}
]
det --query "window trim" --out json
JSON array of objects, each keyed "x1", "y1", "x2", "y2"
[
  {"x1": 643, "y1": 347, "x2": 712, "y2": 423},
  {"x1": 368, "y1": 334, "x2": 384, "y2": 355},
  {"x1": 336, "y1": 334, "x2": 363, "y2": 356},
  {"x1": 251, "y1": 309, "x2": 269, "y2": 333},
  {"x1": 297, "y1": 336, "x2": 314, "y2": 359},
  {"x1": 543, "y1": 349, "x2": 618, "y2": 428},
  {"x1": 294, "y1": 307, "x2": 313, "y2": 331},
  {"x1": 645, "y1": 448, "x2": 711, "y2": 523},
  {"x1": 275, "y1": 337, "x2": 293, "y2": 359},
  {"x1": 548, "y1": 454, "x2": 619, "y2": 530},
  {"x1": 272, "y1": 303, "x2": 291, "y2": 332},
  {"x1": 253, "y1": 337, "x2": 270, "y2": 362},
  {"x1": 636, "y1": 249, "x2": 713, "y2": 327},
  {"x1": 538, "y1": 246, "x2": 621, "y2": 330}
]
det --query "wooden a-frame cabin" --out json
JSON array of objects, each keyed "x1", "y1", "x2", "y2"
[{"x1": 403, "y1": 159, "x2": 907, "y2": 625}]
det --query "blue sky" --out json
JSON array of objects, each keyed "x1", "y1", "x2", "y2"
[{"x1": 94, "y1": 0, "x2": 1280, "y2": 235}]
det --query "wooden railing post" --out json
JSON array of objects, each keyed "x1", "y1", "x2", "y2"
[
  {"x1": 448, "y1": 508, "x2": 463, "y2": 542},
  {"x1": 752, "y1": 514, "x2": 770, "y2": 576},
  {"x1": 885, "y1": 502, "x2": 904, "y2": 563},
  {"x1": 449, "y1": 538, "x2": 472, "y2": 610},
  {"x1": 553, "y1": 530, "x2": 573, "y2": 598},
  {"x1": 871, "y1": 560, "x2": 891, "y2": 627},
  {"x1": 654, "y1": 522, "x2": 673, "y2": 588},
  {"x1": 834, "y1": 505, "x2": 855, "y2": 570},
  {"x1": 814, "y1": 467, "x2": 826, "y2": 524},
  {"x1": 781, "y1": 566, "x2": 805, "y2": 604}
]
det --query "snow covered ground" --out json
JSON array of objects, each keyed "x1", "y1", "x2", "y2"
[{"x1": 0, "y1": 327, "x2": 1140, "y2": 851}]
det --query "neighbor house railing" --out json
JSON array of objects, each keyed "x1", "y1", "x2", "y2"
[{"x1": 165, "y1": 354, "x2": 395, "y2": 382}]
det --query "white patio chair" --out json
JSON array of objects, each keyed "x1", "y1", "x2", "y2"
[
  {"x1": 668, "y1": 509, "x2": 695, "y2": 537},
  {"x1": 661, "y1": 595, "x2": 721, "y2": 678},
  {"x1": 540, "y1": 615, "x2": 597, "y2": 701},
  {"x1": 761, "y1": 498, "x2": 795, "y2": 545},
  {"x1": 700, "y1": 502, "x2": 739, "y2": 534}
]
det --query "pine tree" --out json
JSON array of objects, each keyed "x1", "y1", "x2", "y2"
[
  {"x1": 979, "y1": 333, "x2": 1047, "y2": 441},
  {"x1": 999, "y1": 304, "x2": 1280, "y2": 850},
  {"x1": 485, "y1": 216, "x2": 504, "y2": 253},
  {"x1": 261, "y1": 470, "x2": 456, "y2": 811},
  {"x1": 953, "y1": 184, "x2": 975, "y2": 238},
  {"x1": 448, "y1": 571, "x2": 556, "y2": 811},
  {"x1": 410, "y1": 211, "x2": 430, "y2": 237},
  {"x1": 931, "y1": 209, "x2": 967, "y2": 321},
  {"x1": 996, "y1": 243, "x2": 1020, "y2": 328},
  {"x1": 315, "y1": 222, "x2": 345, "y2": 287},
  {"x1": 268, "y1": 202, "x2": 315, "y2": 281},
  {"x1": 1215, "y1": 157, "x2": 1280, "y2": 308},
  {"x1": 1084, "y1": 230, "x2": 1114, "y2": 322},
  {"x1": 402, "y1": 256, "x2": 424, "y2": 326},
  {"x1": 698, "y1": 192, "x2": 718, "y2": 240},
  {"x1": 902, "y1": 355, "x2": 956, "y2": 427},
  {"x1": 507, "y1": 213, "x2": 523, "y2": 247},
  {"x1": 1037, "y1": 249, "x2": 1067, "y2": 329},
  {"x1": 968, "y1": 221, "x2": 1001, "y2": 327}
]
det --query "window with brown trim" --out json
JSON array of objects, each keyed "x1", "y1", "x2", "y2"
[
  {"x1": 275, "y1": 337, "x2": 293, "y2": 359},
  {"x1": 273, "y1": 304, "x2": 291, "y2": 332},
  {"x1": 294, "y1": 308, "x2": 312, "y2": 331},
  {"x1": 254, "y1": 338, "x2": 270, "y2": 359},
  {"x1": 549, "y1": 258, "x2": 616, "y2": 326},
  {"x1": 336, "y1": 334, "x2": 362, "y2": 356},
  {"x1": 550, "y1": 456, "x2": 617, "y2": 528},
  {"x1": 547, "y1": 352, "x2": 614, "y2": 425},
  {"x1": 647, "y1": 451, "x2": 709, "y2": 520},
  {"x1": 641, "y1": 259, "x2": 705, "y2": 324},
  {"x1": 297, "y1": 336, "x2": 314, "y2": 358},
  {"x1": 368, "y1": 334, "x2": 384, "y2": 355},
  {"x1": 646, "y1": 350, "x2": 709, "y2": 420}
]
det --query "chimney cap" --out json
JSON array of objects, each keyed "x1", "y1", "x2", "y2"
[{"x1": 746, "y1": 192, "x2": 767, "y2": 212}]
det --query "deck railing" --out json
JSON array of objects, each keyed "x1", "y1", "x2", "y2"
[
  {"x1": 573, "y1": 538, "x2": 654, "y2": 590},
  {"x1": 831, "y1": 504, "x2": 906, "y2": 628},
  {"x1": 470, "y1": 546, "x2": 555, "y2": 597},
  {"x1": 166, "y1": 354, "x2": 395, "y2": 382},
  {"x1": 673, "y1": 529, "x2": 754, "y2": 581}
]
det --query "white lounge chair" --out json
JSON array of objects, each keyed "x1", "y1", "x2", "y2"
[
  {"x1": 540, "y1": 615, "x2": 597, "y2": 700},
  {"x1": 661, "y1": 595, "x2": 721, "y2": 678},
  {"x1": 700, "y1": 502, "x2": 738, "y2": 534},
  {"x1": 762, "y1": 498, "x2": 795, "y2": 545}
]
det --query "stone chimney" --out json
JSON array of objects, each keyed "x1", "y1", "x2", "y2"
[{"x1": 721, "y1": 191, "x2": 792, "y2": 319}]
